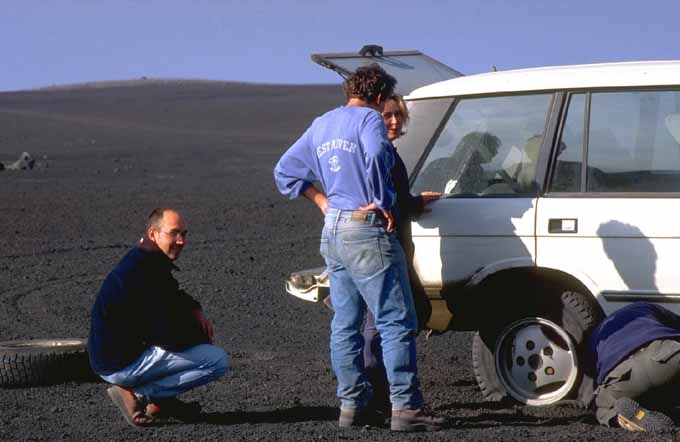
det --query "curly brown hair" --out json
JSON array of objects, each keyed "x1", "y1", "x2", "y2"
[{"x1": 343, "y1": 64, "x2": 397, "y2": 103}]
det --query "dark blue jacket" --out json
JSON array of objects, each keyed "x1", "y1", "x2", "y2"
[
  {"x1": 88, "y1": 247, "x2": 207, "y2": 375},
  {"x1": 591, "y1": 302, "x2": 680, "y2": 385},
  {"x1": 391, "y1": 148, "x2": 424, "y2": 247}
]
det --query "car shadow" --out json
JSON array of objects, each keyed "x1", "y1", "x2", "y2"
[
  {"x1": 449, "y1": 378, "x2": 478, "y2": 387},
  {"x1": 454, "y1": 412, "x2": 595, "y2": 429},
  {"x1": 432, "y1": 399, "x2": 596, "y2": 429},
  {"x1": 437, "y1": 399, "x2": 519, "y2": 411}
]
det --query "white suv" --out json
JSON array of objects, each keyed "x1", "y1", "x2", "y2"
[{"x1": 287, "y1": 46, "x2": 680, "y2": 407}]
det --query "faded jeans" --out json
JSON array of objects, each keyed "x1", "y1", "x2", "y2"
[
  {"x1": 101, "y1": 344, "x2": 229, "y2": 402},
  {"x1": 320, "y1": 208, "x2": 423, "y2": 411}
]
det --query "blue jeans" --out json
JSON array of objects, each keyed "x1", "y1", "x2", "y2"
[
  {"x1": 363, "y1": 312, "x2": 390, "y2": 412},
  {"x1": 320, "y1": 208, "x2": 423, "y2": 411},
  {"x1": 101, "y1": 344, "x2": 229, "y2": 402}
]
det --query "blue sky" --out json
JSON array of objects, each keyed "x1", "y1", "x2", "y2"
[{"x1": 2, "y1": 0, "x2": 679, "y2": 92}]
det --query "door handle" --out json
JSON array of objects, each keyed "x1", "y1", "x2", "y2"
[{"x1": 548, "y1": 218, "x2": 578, "y2": 234}]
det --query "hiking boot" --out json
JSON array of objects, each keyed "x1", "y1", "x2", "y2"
[
  {"x1": 391, "y1": 406, "x2": 446, "y2": 432},
  {"x1": 615, "y1": 397, "x2": 675, "y2": 432},
  {"x1": 338, "y1": 407, "x2": 386, "y2": 428}
]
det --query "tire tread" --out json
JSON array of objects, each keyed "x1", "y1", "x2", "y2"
[{"x1": 0, "y1": 339, "x2": 95, "y2": 388}]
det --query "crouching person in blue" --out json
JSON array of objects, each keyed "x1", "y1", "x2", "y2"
[
  {"x1": 88, "y1": 208, "x2": 229, "y2": 427},
  {"x1": 591, "y1": 302, "x2": 680, "y2": 432}
]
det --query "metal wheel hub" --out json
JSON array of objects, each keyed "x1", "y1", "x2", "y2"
[{"x1": 495, "y1": 317, "x2": 578, "y2": 406}]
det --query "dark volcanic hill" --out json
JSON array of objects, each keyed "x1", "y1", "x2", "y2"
[
  {"x1": 0, "y1": 80, "x2": 343, "y2": 258},
  {"x1": 0, "y1": 81, "x2": 654, "y2": 441}
]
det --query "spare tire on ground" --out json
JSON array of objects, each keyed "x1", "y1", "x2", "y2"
[{"x1": 0, "y1": 339, "x2": 97, "y2": 388}]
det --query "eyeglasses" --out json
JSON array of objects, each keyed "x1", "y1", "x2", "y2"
[{"x1": 159, "y1": 229, "x2": 188, "y2": 240}]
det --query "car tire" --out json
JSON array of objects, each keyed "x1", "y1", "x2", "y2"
[
  {"x1": 472, "y1": 290, "x2": 603, "y2": 406},
  {"x1": 0, "y1": 338, "x2": 96, "y2": 388}
]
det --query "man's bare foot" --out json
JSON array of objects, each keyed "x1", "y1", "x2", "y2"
[
  {"x1": 107, "y1": 386, "x2": 154, "y2": 427},
  {"x1": 146, "y1": 402, "x2": 162, "y2": 417}
]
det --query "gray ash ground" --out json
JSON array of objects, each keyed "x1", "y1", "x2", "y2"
[{"x1": 0, "y1": 81, "x2": 668, "y2": 441}]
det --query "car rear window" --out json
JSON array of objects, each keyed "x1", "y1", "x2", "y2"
[{"x1": 550, "y1": 89, "x2": 680, "y2": 193}]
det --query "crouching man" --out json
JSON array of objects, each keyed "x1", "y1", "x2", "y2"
[
  {"x1": 88, "y1": 208, "x2": 229, "y2": 427},
  {"x1": 591, "y1": 302, "x2": 680, "y2": 432}
]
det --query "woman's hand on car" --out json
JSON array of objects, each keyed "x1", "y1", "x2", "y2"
[{"x1": 420, "y1": 191, "x2": 442, "y2": 205}]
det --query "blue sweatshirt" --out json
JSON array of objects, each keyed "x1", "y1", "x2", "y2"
[
  {"x1": 590, "y1": 302, "x2": 680, "y2": 385},
  {"x1": 274, "y1": 105, "x2": 396, "y2": 210}
]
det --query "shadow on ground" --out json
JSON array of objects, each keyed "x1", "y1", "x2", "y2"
[{"x1": 197, "y1": 406, "x2": 338, "y2": 425}]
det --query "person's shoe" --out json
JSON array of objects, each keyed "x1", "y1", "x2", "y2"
[
  {"x1": 106, "y1": 386, "x2": 154, "y2": 427},
  {"x1": 615, "y1": 397, "x2": 675, "y2": 432},
  {"x1": 390, "y1": 406, "x2": 446, "y2": 432},
  {"x1": 338, "y1": 407, "x2": 386, "y2": 428}
]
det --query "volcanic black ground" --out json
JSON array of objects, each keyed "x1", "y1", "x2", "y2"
[{"x1": 0, "y1": 80, "x2": 666, "y2": 441}]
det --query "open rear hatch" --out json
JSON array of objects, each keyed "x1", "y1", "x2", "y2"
[
  {"x1": 311, "y1": 44, "x2": 463, "y2": 96},
  {"x1": 284, "y1": 45, "x2": 462, "y2": 308}
]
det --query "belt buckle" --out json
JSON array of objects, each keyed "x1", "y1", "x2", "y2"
[{"x1": 351, "y1": 211, "x2": 368, "y2": 222}]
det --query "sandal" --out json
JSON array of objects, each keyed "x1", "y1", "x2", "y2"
[{"x1": 106, "y1": 386, "x2": 154, "y2": 427}]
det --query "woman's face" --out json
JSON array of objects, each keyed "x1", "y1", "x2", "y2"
[{"x1": 382, "y1": 99, "x2": 404, "y2": 142}]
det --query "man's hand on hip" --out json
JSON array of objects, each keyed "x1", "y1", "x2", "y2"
[
  {"x1": 303, "y1": 186, "x2": 328, "y2": 215},
  {"x1": 359, "y1": 202, "x2": 394, "y2": 233}
]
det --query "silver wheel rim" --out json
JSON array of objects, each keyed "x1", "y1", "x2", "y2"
[{"x1": 495, "y1": 318, "x2": 578, "y2": 406}]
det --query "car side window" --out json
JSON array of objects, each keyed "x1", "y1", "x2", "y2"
[
  {"x1": 551, "y1": 94, "x2": 586, "y2": 192},
  {"x1": 586, "y1": 90, "x2": 680, "y2": 192},
  {"x1": 411, "y1": 94, "x2": 553, "y2": 196}
]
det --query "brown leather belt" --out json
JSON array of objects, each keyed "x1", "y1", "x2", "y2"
[{"x1": 349, "y1": 210, "x2": 382, "y2": 222}]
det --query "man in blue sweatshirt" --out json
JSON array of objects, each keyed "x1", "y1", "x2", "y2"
[
  {"x1": 274, "y1": 65, "x2": 444, "y2": 432},
  {"x1": 88, "y1": 208, "x2": 228, "y2": 427},
  {"x1": 591, "y1": 302, "x2": 680, "y2": 431}
]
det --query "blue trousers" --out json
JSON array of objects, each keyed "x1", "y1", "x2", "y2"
[
  {"x1": 321, "y1": 208, "x2": 423, "y2": 411},
  {"x1": 101, "y1": 344, "x2": 229, "y2": 402}
]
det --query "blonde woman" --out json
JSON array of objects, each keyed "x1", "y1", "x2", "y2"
[{"x1": 363, "y1": 95, "x2": 441, "y2": 414}]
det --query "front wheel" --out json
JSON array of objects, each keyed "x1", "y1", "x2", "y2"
[{"x1": 472, "y1": 290, "x2": 603, "y2": 406}]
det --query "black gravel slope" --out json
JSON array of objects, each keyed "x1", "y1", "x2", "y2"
[{"x1": 0, "y1": 80, "x2": 668, "y2": 441}]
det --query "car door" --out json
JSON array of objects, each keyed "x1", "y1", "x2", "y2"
[
  {"x1": 537, "y1": 89, "x2": 680, "y2": 315},
  {"x1": 408, "y1": 93, "x2": 558, "y2": 294}
]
